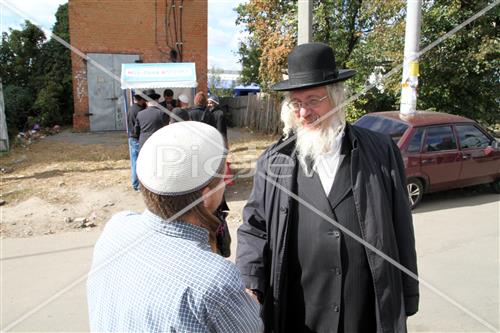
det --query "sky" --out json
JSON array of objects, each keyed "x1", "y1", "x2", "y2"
[
  {"x1": 208, "y1": 0, "x2": 248, "y2": 71},
  {"x1": 0, "y1": 0, "x2": 248, "y2": 71}
]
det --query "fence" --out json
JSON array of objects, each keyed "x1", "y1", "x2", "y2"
[{"x1": 220, "y1": 93, "x2": 283, "y2": 135}]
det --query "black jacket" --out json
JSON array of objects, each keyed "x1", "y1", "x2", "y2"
[
  {"x1": 135, "y1": 106, "x2": 169, "y2": 148},
  {"x1": 210, "y1": 107, "x2": 227, "y2": 141},
  {"x1": 127, "y1": 103, "x2": 145, "y2": 138},
  {"x1": 188, "y1": 106, "x2": 215, "y2": 127},
  {"x1": 236, "y1": 124, "x2": 419, "y2": 333},
  {"x1": 160, "y1": 99, "x2": 177, "y2": 112}
]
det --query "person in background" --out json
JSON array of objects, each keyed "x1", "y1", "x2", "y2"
[
  {"x1": 236, "y1": 43, "x2": 419, "y2": 332},
  {"x1": 127, "y1": 93, "x2": 146, "y2": 191},
  {"x1": 135, "y1": 89, "x2": 169, "y2": 149},
  {"x1": 178, "y1": 94, "x2": 190, "y2": 109},
  {"x1": 87, "y1": 122, "x2": 262, "y2": 332},
  {"x1": 160, "y1": 89, "x2": 177, "y2": 111},
  {"x1": 206, "y1": 94, "x2": 232, "y2": 257},
  {"x1": 188, "y1": 92, "x2": 215, "y2": 126},
  {"x1": 189, "y1": 92, "x2": 231, "y2": 257},
  {"x1": 169, "y1": 107, "x2": 190, "y2": 124},
  {"x1": 207, "y1": 95, "x2": 228, "y2": 148}
]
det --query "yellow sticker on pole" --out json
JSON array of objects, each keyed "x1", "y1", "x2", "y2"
[{"x1": 409, "y1": 61, "x2": 419, "y2": 76}]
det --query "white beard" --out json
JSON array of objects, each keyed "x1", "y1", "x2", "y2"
[{"x1": 295, "y1": 110, "x2": 345, "y2": 174}]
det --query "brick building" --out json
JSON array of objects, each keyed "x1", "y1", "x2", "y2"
[{"x1": 68, "y1": 0, "x2": 207, "y2": 131}]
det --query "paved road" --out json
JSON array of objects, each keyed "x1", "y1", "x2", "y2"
[{"x1": 1, "y1": 188, "x2": 498, "y2": 332}]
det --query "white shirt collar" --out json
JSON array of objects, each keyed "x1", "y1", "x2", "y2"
[{"x1": 314, "y1": 128, "x2": 345, "y2": 195}]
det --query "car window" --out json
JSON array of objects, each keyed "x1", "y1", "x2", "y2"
[
  {"x1": 424, "y1": 126, "x2": 457, "y2": 152},
  {"x1": 456, "y1": 124, "x2": 490, "y2": 149},
  {"x1": 406, "y1": 127, "x2": 424, "y2": 153},
  {"x1": 355, "y1": 115, "x2": 409, "y2": 144}
]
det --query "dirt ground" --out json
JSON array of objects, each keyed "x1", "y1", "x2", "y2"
[{"x1": 0, "y1": 128, "x2": 278, "y2": 238}]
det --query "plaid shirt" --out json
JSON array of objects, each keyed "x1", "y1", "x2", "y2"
[{"x1": 87, "y1": 210, "x2": 262, "y2": 332}]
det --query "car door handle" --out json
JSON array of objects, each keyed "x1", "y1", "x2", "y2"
[
  {"x1": 422, "y1": 159, "x2": 435, "y2": 165},
  {"x1": 462, "y1": 154, "x2": 471, "y2": 160}
]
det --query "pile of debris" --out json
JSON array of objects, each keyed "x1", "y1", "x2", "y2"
[
  {"x1": 15, "y1": 124, "x2": 62, "y2": 147},
  {"x1": 64, "y1": 202, "x2": 116, "y2": 230},
  {"x1": 64, "y1": 217, "x2": 96, "y2": 229}
]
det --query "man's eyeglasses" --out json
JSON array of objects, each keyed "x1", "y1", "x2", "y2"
[{"x1": 287, "y1": 95, "x2": 328, "y2": 112}]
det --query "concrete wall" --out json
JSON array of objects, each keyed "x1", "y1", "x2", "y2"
[
  {"x1": 0, "y1": 81, "x2": 8, "y2": 151},
  {"x1": 68, "y1": 0, "x2": 207, "y2": 131}
]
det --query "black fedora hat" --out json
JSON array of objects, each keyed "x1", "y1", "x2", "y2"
[
  {"x1": 142, "y1": 88, "x2": 161, "y2": 100},
  {"x1": 271, "y1": 42, "x2": 356, "y2": 91}
]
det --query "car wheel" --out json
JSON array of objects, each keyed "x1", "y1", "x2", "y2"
[
  {"x1": 407, "y1": 178, "x2": 423, "y2": 209},
  {"x1": 491, "y1": 179, "x2": 500, "y2": 194}
]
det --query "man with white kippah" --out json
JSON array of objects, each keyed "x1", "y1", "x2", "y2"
[
  {"x1": 178, "y1": 93, "x2": 190, "y2": 109},
  {"x1": 87, "y1": 122, "x2": 262, "y2": 332}
]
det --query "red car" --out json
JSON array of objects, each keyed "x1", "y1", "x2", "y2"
[{"x1": 355, "y1": 111, "x2": 500, "y2": 208}]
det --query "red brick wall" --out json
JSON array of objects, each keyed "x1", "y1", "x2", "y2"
[{"x1": 68, "y1": 0, "x2": 207, "y2": 131}]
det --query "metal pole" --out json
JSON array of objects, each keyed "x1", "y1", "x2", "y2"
[
  {"x1": 298, "y1": 0, "x2": 312, "y2": 44},
  {"x1": 400, "y1": 0, "x2": 422, "y2": 115}
]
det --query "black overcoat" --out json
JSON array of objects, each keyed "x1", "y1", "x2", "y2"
[
  {"x1": 236, "y1": 123, "x2": 419, "y2": 333},
  {"x1": 126, "y1": 103, "x2": 145, "y2": 139},
  {"x1": 209, "y1": 106, "x2": 228, "y2": 141},
  {"x1": 188, "y1": 106, "x2": 215, "y2": 127}
]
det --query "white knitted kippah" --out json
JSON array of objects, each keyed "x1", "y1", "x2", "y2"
[
  {"x1": 178, "y1": 94, "x2": 189, "y2": 104},
  {"x1": 136, "y1": 122, "x2": 226, "y2": 195}
]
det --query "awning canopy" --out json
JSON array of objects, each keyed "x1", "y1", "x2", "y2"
[{"x1": 120, "y1": 62, "x2": 197, "y2": 89}]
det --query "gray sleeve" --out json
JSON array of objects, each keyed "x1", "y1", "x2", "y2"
[
  {"x1": 236, "y1": 155, "x2": 269, "y2": 294},
  {"x1": 389, "y1": 139, "x2": 419, "y2": 316}
]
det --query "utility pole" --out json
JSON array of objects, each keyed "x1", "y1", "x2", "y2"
[
  {"x1": 400, "y1": 0, "x2": 422, "y2": 115},
  {"x1": 298, "y1": 0, "x2": 312, "y2": 44}
]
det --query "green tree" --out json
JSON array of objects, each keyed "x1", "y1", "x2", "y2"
[
  {"x1": 35, "y1": 3, "x2": 73, "y2": 126},
  {"x1": 235, "y1": 1, "x2": 297, "y2": 89},
  {"x1": 237, "y1": 38, "x2": 261, "y2": 85},
  {"x1": 236, "y1": 0, "x2": 405, "y2": 120},
  {"x1": 1, "y1": 3, "x2": 73, "y2": 136},
  {"x1": 236, "y1": 0, "x2": 405, "y2": 88},
  {"x1": 0, "y1": 21, "x2": 46, "y2": 136},
  {"x1": 236, "y1": 0, "x2": 499, "y2": 125},
  {"x1": 3, "y1": 85, "x2": 33, "y2": 138},
  {"x1": 417, "y1": 0, "x2": 499, "y2": 125},
  {"x1": 346, "y1": 1, "x2": 406, "y2": 119},
  {"x1": 317, "y1": 0, "x2": 406, "y2": 119},
  {"x1": 0, "y1": 21, "x2": 46, "y2": 88},
  {"x1": 208, "y1": 66, "x2": 235, "y2": 97}
]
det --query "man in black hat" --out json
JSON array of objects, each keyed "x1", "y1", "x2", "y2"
[
  {"x1": 135, "y1": 89, "x2": 169, "y2": 149},
  {"x1": 236, "y1": 43, "x2": 419, "y2": 332}
]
